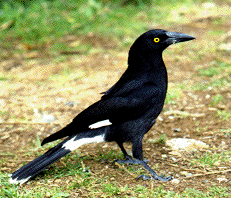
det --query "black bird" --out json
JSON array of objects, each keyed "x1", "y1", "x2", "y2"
[{"x1": 9, "y1": 29, "x2": 195, "y2": 184}]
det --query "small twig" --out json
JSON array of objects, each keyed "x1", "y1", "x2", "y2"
[
  {"x1": 163, "y1": 110, "x2": 205, "y2": 118},
  {"x1": 1, "y1": 129, "x2": 24, "y2": 135},
  {"x1": 169, "y1": 164, "x2": 206, "y2": 173},
  {"x1": 184, "y1": 169, "x2": 231, "y2": 178},
  {"x1": 114, "y1": 162, "x2": 138, "y2": 178},
  {"x1": 181, "y1": 168, "x2": 206, "y2": 173},
  {"x1": 60, "y1": 51, "x2": 81, "y2": 55},
  {"x1": 215, "y1": 57, "x2": 231, "y2": 65},
  {"x1": 0, "y1": 153, "x2": 15, "y2": 156},
  {"x1": 81, "y1": 161, "x2": 86, "y2": 172},
  {"x1": 212, "y1": 71, "x2": 231, "y2": 81}
]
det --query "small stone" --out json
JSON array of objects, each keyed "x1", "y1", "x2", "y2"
[
  {"x1": 40, "y1": 114, "x2": 56, "y2": 123},
  {"x1": 180, "y1": 171, "x2": 189, "y2": 176},
  {"x1": 217, "y1": 177, "x2": 228, "y2": 183},
  {"x1": 218, "y1": 43, "x2": 231, "y2": 51},
  {"x1": 202, "y1": 2, "x2": 216, "y2": 9},
  {"x1": 169, "y1": 116, "x2": 174, "y2": 120},
  {"x1": 213, "y1": 161, "x2": 221, "y2": 166},
  {"x1": 186, "y1": 173, "x2": 192, "y2": 177},
  {"x1": 162, "y1": 154, "x2": 168, "y2": 158},
  {"x1": 173, "y1": 128, "x2": 181, "y2": 133},
  {"x1": 66, "y1": 101, "x2": 75, "y2": 107},
  {"x1": 171, "y1": 178, "x2": 180, "y2": 184},
  {"x1": 166, "y1": 138, "x2": 209, "y2": 151}
]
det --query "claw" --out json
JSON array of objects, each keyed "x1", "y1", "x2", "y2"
[
  {"x1": 137, "y1": 175, "x2": 151, "y2": 181},
  {"x1": 152, "y1": 174, "x2": 172, "y2": 181},
  {"x1": 113, "y1": 156, "x2": 141, "y2": 165},
  {"x1": 114, "y1": 157, "x2": 172, "y2": 182},
  {"x1": 137, "y1": 174, "x2": 172, "y2": 181}
]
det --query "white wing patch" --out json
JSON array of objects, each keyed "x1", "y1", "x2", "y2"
[
  {"x1": 62, "y1": 134, "x2": 105, "y2": 151},
  {"x1": 89, "y1": 119, "x2": 112, "y2": 129},
  {"x1": 9, "y1": 175, "x2": 31, "y2": 185}
]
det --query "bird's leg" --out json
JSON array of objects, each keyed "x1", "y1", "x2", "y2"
[
  {"x1": 113, "y1": 142, "x2": 139, "y2": 164},
  {"x1": 114, "y1": 152, "x2": 171, "y2": 180},
  {"x1": 114, "y1": 140, "x2": 171, "y2": 181},
  {"x1": 114, "y1": 142, "x2": 147, "y2": 164},
  {"x1": 132, "y1": 138, "x2": 172, "y2": 181},
  {"x1": 114, "y1": 155, "x2": 142, "y2": 165},
  {"x1": 136, "y1": 159, "x2": 172, "y2": 181},
  {"x1": 113, "y1": 141, "x2": 141, "y2": 164},
  {"x1": 117, "y1": 141, "x2": 129, "y2": 157}
]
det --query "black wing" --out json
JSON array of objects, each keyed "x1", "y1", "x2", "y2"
[{"x1": 42, "y1": 82, "x2": 161, "y2": 145}]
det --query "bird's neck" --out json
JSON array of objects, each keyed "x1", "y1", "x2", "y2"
[{"x1": 128, "y1": 51, "x2": 168, "y2": 87}]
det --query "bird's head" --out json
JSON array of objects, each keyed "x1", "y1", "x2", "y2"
[{"x1": 130, "y1": 29, "x2": 195, "y2": 52}]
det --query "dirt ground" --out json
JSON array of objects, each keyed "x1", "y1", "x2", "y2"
[{"x1": 0, "y1": 13, "x2": 231, "y2": 196}]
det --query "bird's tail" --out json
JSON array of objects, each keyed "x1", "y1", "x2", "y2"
[{"x1": 9, "y1": 128, "x2": 108, "y2": 185}]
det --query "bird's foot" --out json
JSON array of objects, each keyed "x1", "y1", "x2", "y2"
[
  {"x1": 114, "y1": 156, "x2": 172, "y2": 181},
  {"x1": 113, "y1": 155, "x2": 148, "y2": 165},
  {"x1": 137, "y1": 174, "x2": 172, "y2": 181},
  {"x1": 113, "y1": 155, "x2": 138, "y2": 164}
]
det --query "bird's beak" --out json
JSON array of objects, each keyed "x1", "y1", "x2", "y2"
[{"x1": 165, "y1": 31, "x2": 195, "y2": 45}]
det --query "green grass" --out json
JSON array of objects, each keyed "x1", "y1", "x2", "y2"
[
  {"x1": 0, "y1": 111, "x2": 8, "y2": 116},
  {"x1": 0, "y1": 175, "x2": 70, "y2": 198},
  {"x1": 2, "y1": 170, "x2": 230, "y2": 198},
  {"x1": 216, "y1": 110, "x2": 231, "y2": 121},
  {"x1": 220, "y1": 128, "x2": 231, "y2": 137},
  {"x1": 165, "y1": 83, "x2": 185, "y2": 104},
  {"x1": 49, "y1": 67, "x2": 85, "y2": 83},
  {"x1": 96, "y1": 149, "x2": 124, "y2": 161},
  {"x1": 0, "y1": 0, "x2": 150, "y2": 54},
  {"x1": 195, "y1": 61, "x2": 231, "y2": 91},
  {"x1": 182, "y1": 187, "x2": 231, "y2": 198},
  {"x1": 0, "y1": 76, "x2": 8, "y2": 81},
  {"x1": 41, "y1": 154, "x2": 91, "y2": 179},
  {"x1": 210, "y1": 94, "x2": 225, "y2": 106},
  {"x1": 149, "y1": 134, "x2": 167, "y2": 145},
  {"x1": 0, "y1": 0, "x2": 205, "y2": 57},
  {"x1": 191, "y1": 151, "x2": 230, "y2": 168},
  {"x1": 198, "y1": 62, "x2": 230, "y2": 78}
]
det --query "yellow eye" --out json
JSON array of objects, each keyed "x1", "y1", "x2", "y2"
[{"x1": 154, "y1": 37, "x2": 160, "y2": 43}]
